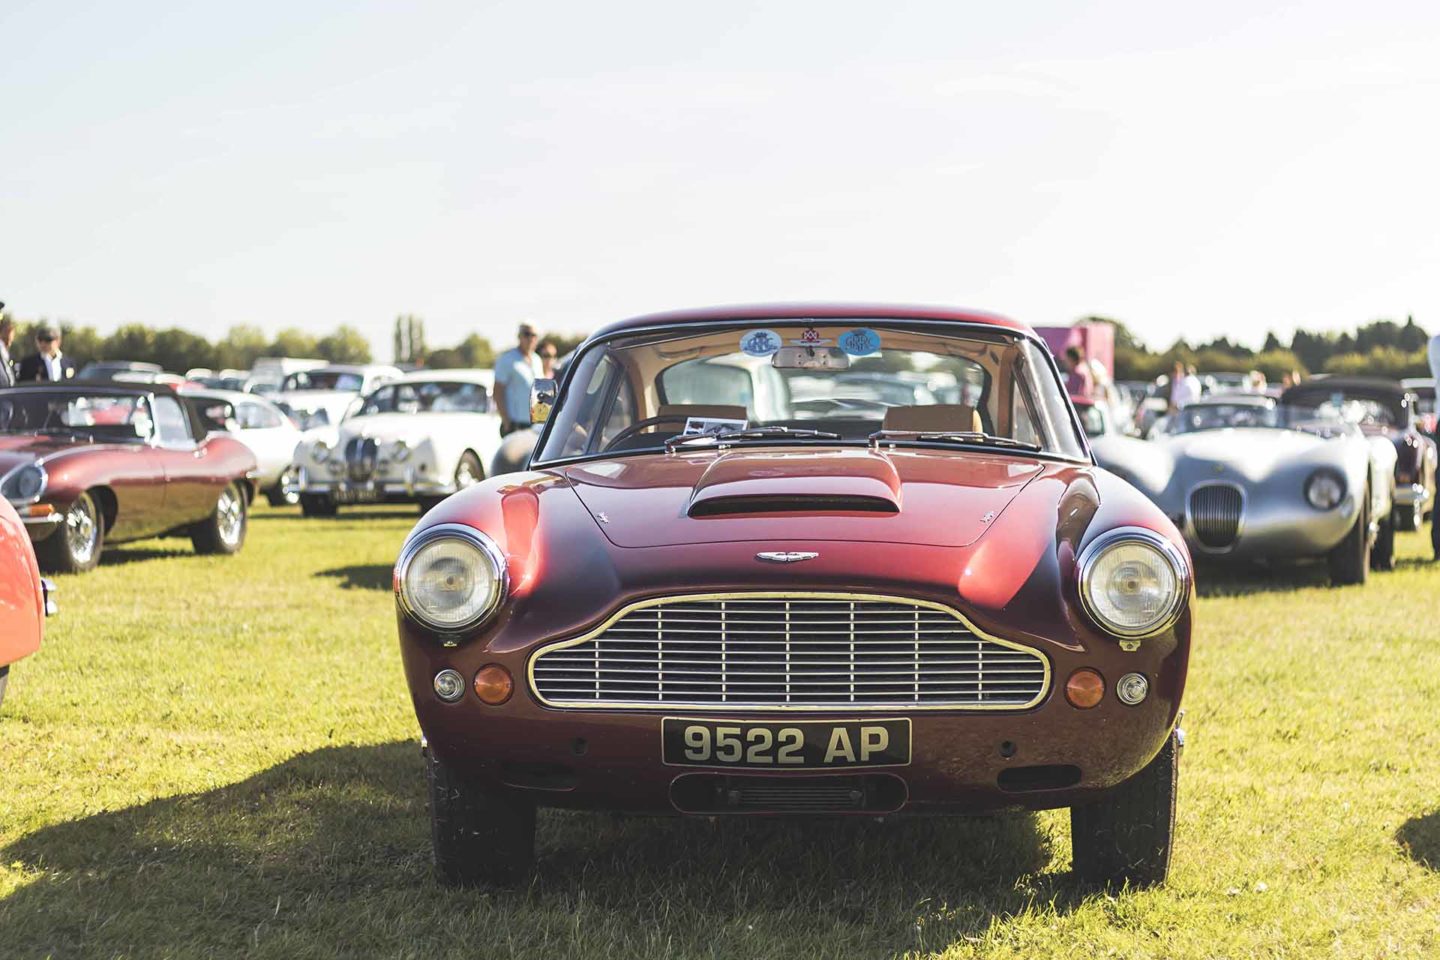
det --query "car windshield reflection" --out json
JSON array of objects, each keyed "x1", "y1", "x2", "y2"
[{"x1": 0, "y1": 391, "x2": 153, "y2": 442}]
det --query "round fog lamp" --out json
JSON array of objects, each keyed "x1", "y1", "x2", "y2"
[
  {"x1": 473, "y1": 664, "x2": 513, "y2": 705},
  {"x1": 1065, "y1": 668, "x2": 1105, "y2": 709},
  {"x1": 1116, "y1": 672, "x2": 1149, "y2": 706},
  {"x1": 433, "y1": 669, "x2": 465, "y2": 702}
]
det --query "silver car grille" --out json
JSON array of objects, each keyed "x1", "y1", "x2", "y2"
[
  {"x1": 529, "y1": 594, "x2": 1050, "y2": 711},
  {"x1": 345, "y1": 437, "x2": 378, "y2": 482},
  {"x1": 1189, "y1": 484, "x2": 1243, "y2": 549}
]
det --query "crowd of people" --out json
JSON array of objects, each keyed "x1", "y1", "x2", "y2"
[
  {"x1": 492, "y1": 321, "x2": 561, "y2": 436},
  {"x1": 0, "y1": 308, "x2": 77, "y2": 388}
]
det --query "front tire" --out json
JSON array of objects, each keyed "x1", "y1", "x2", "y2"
[
  {"x1": 0, "y1": 665, "x2": 8, "y2": 711},
  {"x1": 1371, "y1": 510, "x2": 1396, "y2": 572},
  {"x1": 36, "y1": 491, "x2": 104, "y2": 574},
  {"x1": 1070, "y1": 731, "x2": 1178, "y2": 888},
  {"x1": 265, "y1": 468, "x2": 300, "y2": 507},
  {"x1": 427, "y1": 749, "x2": 535, "y2": 888},
  {"x1": 1328, "y1": 487, "x2": 1370, "y2": 586},
  {"x1": 192, "y1": 482, "x2": 248, "y2": 555},
  {"x1": 299, "y1": 493, "x2": 338, "y2": 518},
  {"x1": 1432, "y1": 507, "x2": 1440, "y2": 561}
]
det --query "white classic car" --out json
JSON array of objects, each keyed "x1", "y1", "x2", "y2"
[
  {"x1": 272, "y1": 364, "x2": 403, "y2": 431},
  {"x1": 182, "y1": 388, "x2": 308, "y2": 505},
  {"x1": 291, "y1": 370, "x2": 503, "y2": 516}
]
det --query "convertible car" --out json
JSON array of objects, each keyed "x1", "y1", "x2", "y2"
[
  {"x1": 182, "y1": 388, "x2": 307, "y2": 506},
  {"x1": 0, "y1": 384, "x2": 258, "y2": 572},
  {"x1": 0, "y1": 497, "x2": 53, "y2": 710},
  {"x1": 397, "y1": 303, "x2": 1194, "y2": 888},
  {"x1": 1091, "y1": 393, "x2": 1396, "y2": 581},
  {"x1": 293, "y1": 370, "x2": 503, "y2": 516},
  {"x1": 1280, "y1": 378, "x2": 1436, "y2": 536}
]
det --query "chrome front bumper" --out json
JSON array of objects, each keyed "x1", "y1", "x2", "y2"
[
  {"x1": 1393, "y1": 482, "x2": 1430, "y2": 509},
  {"x1": 286, "y1": 467, "x2": 456, "y2": 501}
]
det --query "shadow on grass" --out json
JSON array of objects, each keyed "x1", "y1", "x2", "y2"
[
  {"x1": 317, "y1": 565, "x2": 393, "y2": 591},
  {"x1": 0, "y1": 742, "x2": 1094, "y2": 958},
  {"x1": 1397, "y1": 809, "x2": 1440, "y2": 871},
  {"x1": 1194, "y1": 559, "x2": 1334, "y2": 598},
  {"x1": 98, "y1": 545, "x2": 195, "y2": 567}
]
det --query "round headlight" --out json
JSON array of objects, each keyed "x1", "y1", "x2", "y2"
[
  {"x1": 8, "y1": 463, "x2": 47, "y2": 501},
  {"x1": 391, "y1": 440, "x2": 410, "y2": 462},
  {"x1": 1078, "y1": 528, "x2": 1188, "y2": 639},
  {"x1": 1305, "y1": 470, "x2": 1344, "y2": 510},
  {"x1": 397, "y1": 525, "x2": 506, "y2": 634},
  {"x1": 312, "y1": 441, "x2": 330, "y2": 463}
]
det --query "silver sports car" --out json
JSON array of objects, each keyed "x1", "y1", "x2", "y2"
[{"x1": 1089, "y1": 393, "x2": 1397, "y2": 584}]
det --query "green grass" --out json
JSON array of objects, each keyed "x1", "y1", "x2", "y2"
[{"x1": 3, "y1": 504, "x2": 1440, "y2": 958}]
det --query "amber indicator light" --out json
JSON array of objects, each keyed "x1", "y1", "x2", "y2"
[
  {"x1": 473, "y1": 664, "x2": 514, "y2": 705},
  {"x1": 1065, "y1": 668, "x2": 1105, "y2": 709}
]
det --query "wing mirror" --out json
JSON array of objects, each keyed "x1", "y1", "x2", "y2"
[{"x1": 531, "y1": 379, "x2": 558, "y2": 424}]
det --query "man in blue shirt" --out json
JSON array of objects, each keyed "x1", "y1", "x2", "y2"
[{"x1": 493, "y1": 322, "x2": 544, "y2": 435}]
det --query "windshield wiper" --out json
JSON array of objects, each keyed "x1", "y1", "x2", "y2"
[
  {"x1": 665, "y1": 426, "x2": 842, "y2": 451},
  {"x1": 867, "y1": 429, "x2": 1042, "y2": 453}
]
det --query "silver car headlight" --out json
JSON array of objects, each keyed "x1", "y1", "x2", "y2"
[
  {"x1": 396, "y1": 524, "x2": 506, "y2": 635},
  {"x1": 2, "y1": 463, "x2": 47, "y2": 502},
  {"x1": 390, "y1": 440, "x2": 410, "y2": 462},
  {"x1": 312, "y1": 441, "x2": 331, "y2": 463},
  {"x1": 1077, "y1": 527, "x2": 1188, "y2": 639},
  {"x1": 1305, "y1": 470, "x2": 1344, "y2": 510}
]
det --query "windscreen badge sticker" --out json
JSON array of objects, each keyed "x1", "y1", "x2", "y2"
[
  {"x1": 838, "y1": 327, "x2": 881, "y2": 356},
  {"x1": 681, "y1": 417, "x2": 749, "y2": 437},
  {"x1": 739, "y1": 329, "x2": 782, "y2": 357},
  {"x1": 790, "y1": 326, "x2": 833, "y2": 346}
]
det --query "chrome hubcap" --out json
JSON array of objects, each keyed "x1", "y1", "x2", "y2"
[
  {"x1": 217, "y1": 487, "x2": 244, "y2": 544},
  {"x1": 67, "y1": 499, "x2": 98, "y2": 564}
]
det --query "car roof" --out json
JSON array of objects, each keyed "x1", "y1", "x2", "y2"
[
  {"x1": 0, "y1": 382, "x2": 179, "y2": 398},
  {"x1": 588, "y1": 302, "x2": 1034, "y2": 340},
  {"x1": 1281, "y1": 377, "x2": 1406, "y2": 402},
  {"x1": 180, "y1": 387, "x2": 282, "y2": 406},
  {"x1": 1186, "y1": 392, "x2": 1275, "y2": 407},
  {"x1": 391, "y1": 368, "x2": 494, "y2": 386}
]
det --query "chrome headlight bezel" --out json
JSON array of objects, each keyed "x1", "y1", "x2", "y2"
[
  {"x1": 1304, "y1": 469, "x2": 1345, "y2": 510},
  {"x1": 1, "y1": 462, "x2": 48, "y2": 504},
  {"x1": 396, "y1": 524, "x2": 507, "y2": 637},
  {"x1": 390, "y1": 440, "x2": 411, "y2": 462},
  {"x1": 1077, "y1": 526, "x2": 1190, "y2": 640}
]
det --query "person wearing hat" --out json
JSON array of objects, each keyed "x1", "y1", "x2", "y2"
[
  {"x1": 17, "y1": 323, "x2": 77, "y2": 383},
  {"x1": 492, "y1": 322, "x2": 544, "y2": 436}
]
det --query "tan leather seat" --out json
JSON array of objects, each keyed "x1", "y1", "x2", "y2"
[
  {"x1": 658, "y1": 404, "x2": 749, "y2": 422},
  {"x1": 882, "y1": 404, "x2": 982, "y2": 433}
]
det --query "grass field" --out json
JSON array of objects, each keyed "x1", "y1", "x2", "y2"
[{"x1": 3, "y1": 502, "x2": 1440, "y2": 959}]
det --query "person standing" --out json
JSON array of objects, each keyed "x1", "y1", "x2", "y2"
[
  {"x1": 537, "y1": 339, "x2": 559, "y2": 379},
  {"x1": 492, "y1": 322, "x2": 544, "y2": 435},
  {"x1": 1167, "y1": 360, "x2": 1199, "y2": 412},
  {"x1": 17, "y1": 323, "x2": 76, "y2": 382},
  {"x1": 1065, "y1": 346, "x2": 1093, "y2": 400},
  {"x1": 0, "y1": 309, "x2": 15, "y2": 387}
]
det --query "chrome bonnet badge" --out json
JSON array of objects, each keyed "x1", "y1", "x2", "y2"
[{"x1": 755, "y1": 551, "x2": 819, "y2": 563}]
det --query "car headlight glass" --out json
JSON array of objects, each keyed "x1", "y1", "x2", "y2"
[
  {"x1": 1079, "y1": 529, "x2": 1188, "y2": 639},
  {"x1": 312, "y1": 441, "x2": 330, "y2": 463},
  {"x1": 4, "y1": 463, "x2": 47, "y2": 501},
  {"x1": 1305, "y1": 470, "x2": 1344, "y2": 510},
  {"x1": 397, "y1": 525, "x2": 505, "y2": 633}
]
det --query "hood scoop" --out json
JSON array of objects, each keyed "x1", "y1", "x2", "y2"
[
  {"x1": 688, "y1": 493, "x2": 899, "y2": 518},
  {"x1": 687, "y1": 450, "x2": 903, "y2": 518}
]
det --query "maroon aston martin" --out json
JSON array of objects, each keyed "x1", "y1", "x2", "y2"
[
  {"x1": 395, "y1": 304, "x2": 1194, "y2": 888},
  {"x1": 0, "y1": 384, "x2": 258, "y2": 573}
]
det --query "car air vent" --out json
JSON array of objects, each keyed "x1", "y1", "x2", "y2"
[
  {"x1": 1189, "y1": 484, "x2": 1244, "y2": 549},
  {"x1": 688, "y1": 495, "x2": 899, "y2": 517}
]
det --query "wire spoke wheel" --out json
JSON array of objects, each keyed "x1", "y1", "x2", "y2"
[
  {"x1": 217, "y1": 486, "x2": 244, "y2": 546},
  {"x1": 66, "y1": 496, "x2": 99, "y2": 565}
]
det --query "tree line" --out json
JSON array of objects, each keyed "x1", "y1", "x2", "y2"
[{"x1": 1106, "y1": 315, "x2": 1434, "y2": 382}]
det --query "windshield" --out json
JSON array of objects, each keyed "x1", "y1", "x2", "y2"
[
  {"x1": 281, "y1": 370, "x2": 364, "y2": 392},
  {"x1": 358, "y1": 381, "x2": 490, "y2": 415},
  {"x1": 533, "y1": 323, "x2": 1087, "y2": 463},
  {"x1": 0, "y1": 391, "x2": 153, "y2": 441},
  {"x1": 1168, "y1": 402, "x2": 1280, "y2": 433}
]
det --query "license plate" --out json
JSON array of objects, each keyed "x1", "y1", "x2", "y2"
[
  {"x1": 336, "y1": 487, "x2": 380, "y2": 503},
  {"x1": 662, "y1": 717, "x2": 910, "y2": 769}
]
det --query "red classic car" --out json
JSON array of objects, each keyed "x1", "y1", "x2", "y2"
[
  {"x1": 396, "y1": 304, "x2": 1194, "y2": 888},
  {"x1": 0, "y1": 497, "x2": 52, "y2": 709},
  {"x1": 0, "y1": 384, "x2": 258, "y2": 573}
]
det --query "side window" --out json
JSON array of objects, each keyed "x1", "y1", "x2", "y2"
[
  {"x1": 153, "y1": 396, "x2": 193, "y2": 447},
  {"x1": 658, "y1": 359, "x2": 754, "y2": 412},
  {"x1": 598, "y1": 377, "x2": 637, "y2": 448},
  {"x1": 1011, "y1": 384, "x2": 1040, "y2": 445},
  {"x1": 237, "y1": 402, "x2": 283, "y2": 430}
]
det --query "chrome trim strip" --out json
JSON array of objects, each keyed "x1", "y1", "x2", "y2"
[
  {"x1": 1075, "y1": 526, "x2": 1190, "y2": 640},
  {"x1": 529, "y1": 591, "x2": 1051, "y2": 712}
]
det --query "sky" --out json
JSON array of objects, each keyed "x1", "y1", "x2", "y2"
[{"x1": 3, "y1": 0, "x2": 1439, "y2": 358}]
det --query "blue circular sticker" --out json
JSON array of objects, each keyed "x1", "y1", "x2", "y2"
[
  {"x1": 739, "y1": 329, "x2": 783, "y2": 357},
  {"x1": 839, "y1": 327, "x2": 881, "y2": 356}
]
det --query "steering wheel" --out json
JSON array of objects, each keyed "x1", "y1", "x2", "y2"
[{"x1": 601, "y1": 415, "x2": 696, "y2": 452}]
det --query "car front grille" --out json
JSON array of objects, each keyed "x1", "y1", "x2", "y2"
[
  {"x1": 1189, "y1": 484, "x2": 1243, "y2": 549},
  {"x1": 529, "y1": 594, "x2": 1049, "y2": 710},
  {"x1": 345, "y1": 437, "x2": 378, "y2": 482}
]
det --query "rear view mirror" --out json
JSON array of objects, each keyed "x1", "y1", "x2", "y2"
[
  {"x1": 771, "y1": 346, "x2": 851, "y2": 371},
  {"x1": 531, "y1": 378, "x2": 558, "y2": 424}
]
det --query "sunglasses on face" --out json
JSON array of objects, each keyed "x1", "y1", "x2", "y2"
[{"x1": 38, "y1": 335, "x2": 57, "y2": 342}]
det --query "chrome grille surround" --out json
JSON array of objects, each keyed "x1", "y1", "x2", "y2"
[
  {"x1": 529, "y1": 593, "x2": 1051, "y2": 711},
  {"x1": 1188, "y1": 482, "x2": 1244, "y2": 550},
  {"x1": 345, "y1": 437, "x2": 379, "y2": 482}
]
